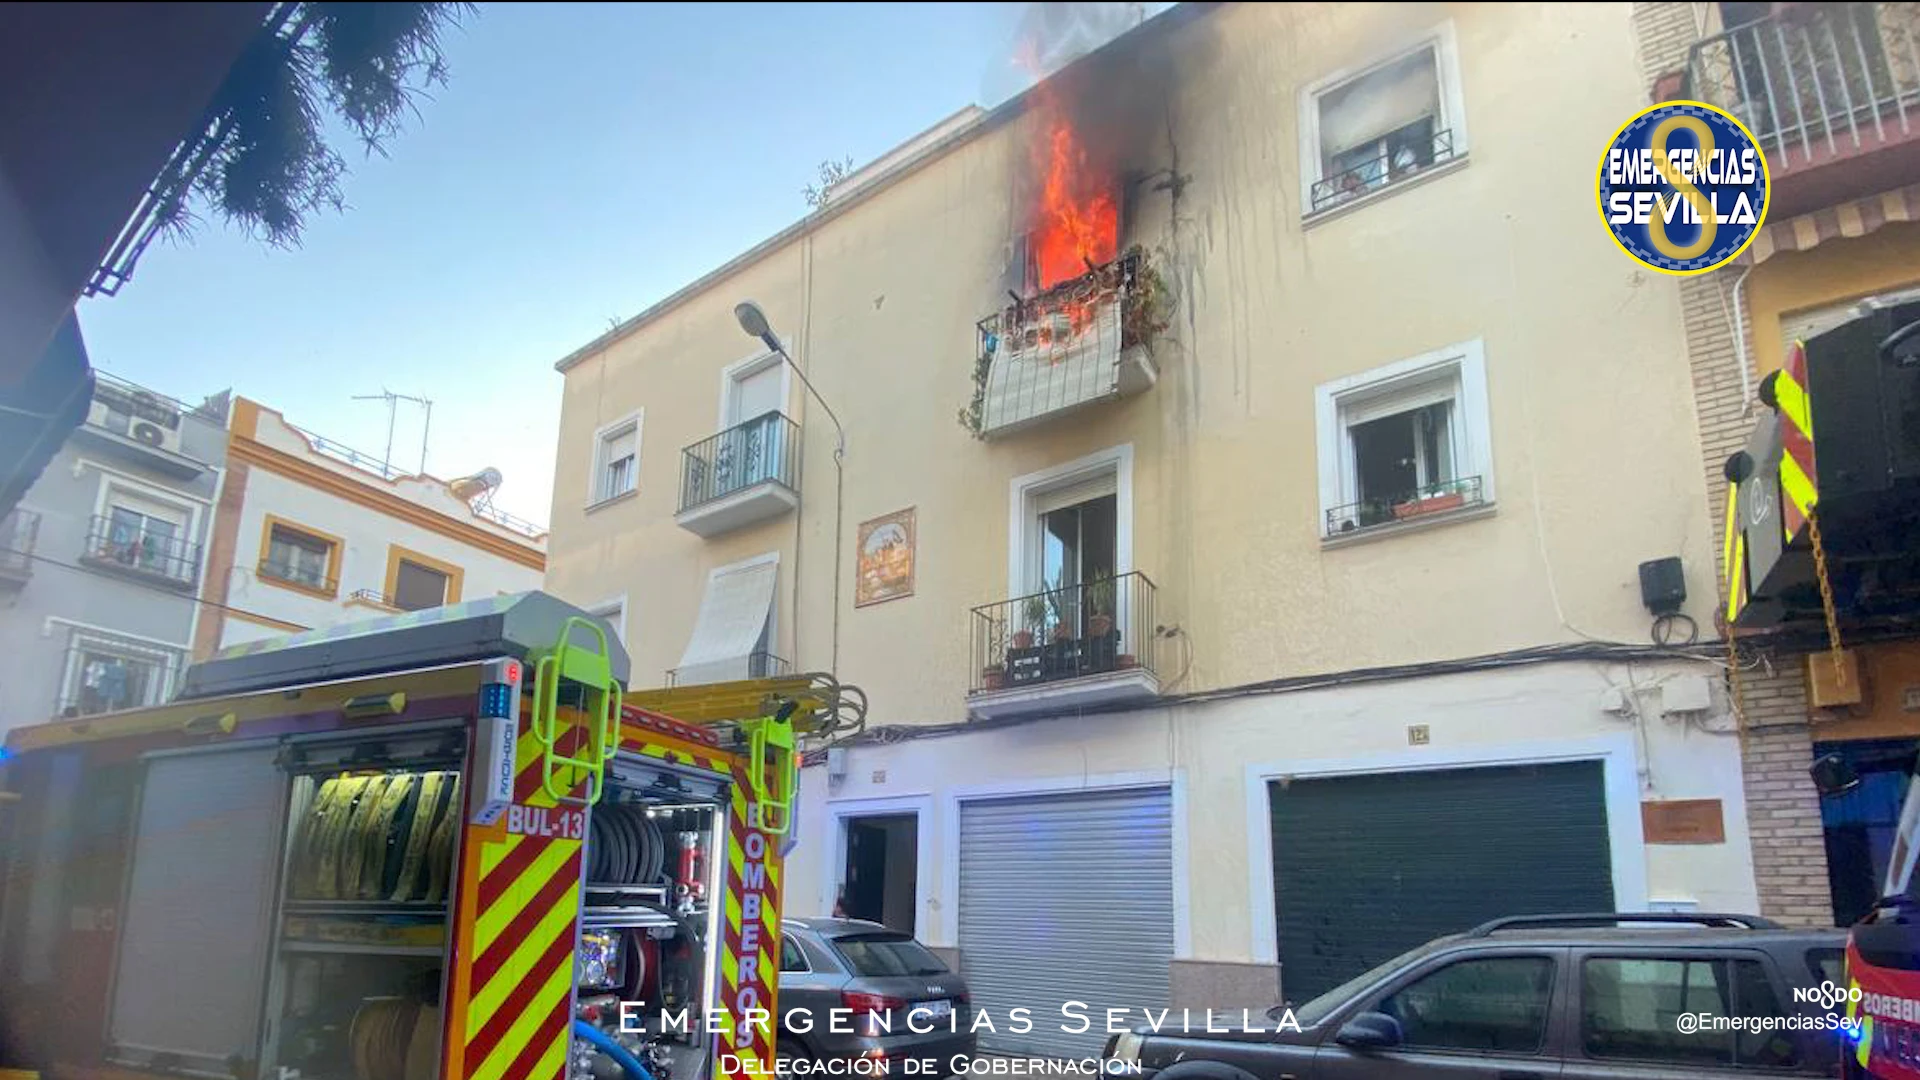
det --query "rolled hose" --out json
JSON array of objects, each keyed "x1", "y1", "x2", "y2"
[{"x1": 573, "y1": 1019, "x2": 657, "y2": 1080}]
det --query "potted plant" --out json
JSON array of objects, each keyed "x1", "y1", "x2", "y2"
[
  {"x1": 981, "y1": 665, "x2": 1006, "y2": 690},
  {"x1": 1047, "y1": 588, "x2": 1074, "y2": 642},
  {"x1": 1014, "y1": 594, "x2": 1046, "y2": 649},
  {"x1": 1086, "y1": 574, "x2": 1116, "y2": 638},
  {"x1": 1393, "y1": 480, "x2": 1468, "y2": 520}
]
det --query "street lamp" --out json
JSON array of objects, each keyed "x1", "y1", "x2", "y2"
[
  {"x1": 734, "y1": 301, "x2": 845, "y2": 461},
  {"x1": 734, "y1": 300, "x2": 846, "y2": 675}
]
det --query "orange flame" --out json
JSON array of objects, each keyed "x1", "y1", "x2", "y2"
[{"x1": 1029, "y1": 93, "x2": 1117, "y2": 292}]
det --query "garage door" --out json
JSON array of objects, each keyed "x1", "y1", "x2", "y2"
[
  {"x1": 958, "y1": 787, "x2": 1174, "y2": 1059},
  {"x1": 1270, "y1": 760, "x2": 1612, "y2": 1000}
]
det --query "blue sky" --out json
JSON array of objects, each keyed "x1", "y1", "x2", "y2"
[{"x1": 77, "y1": 2, "x2": 1082, "y2": 523}]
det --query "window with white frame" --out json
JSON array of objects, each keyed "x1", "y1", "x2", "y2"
[
  {"x1": 92, "y1": 485, "x2": 194, "y2": 581},
  {"x1": 1317, "y1": 340, "x2": 1493, "y2": 537},
  {"x1": 590, "y1": 413, "x2": 642, "y2": 505},
  {"x1": 58, "y1": 629, "x2": 181, "y2": 717},
  {"x1": 1303, "y1": 30, "x2": 1465, "y2": 215}
]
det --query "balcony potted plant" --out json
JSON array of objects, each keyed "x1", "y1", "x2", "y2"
[
  {"x1": 1006, "y1": 594, "x2": 1049, "y2": 685},
  {"x1": 1086, "y1": 574, "x2": 1116, "y2": 638},
  {"x1": 981, "y1": 617, "x2": 1007, "y2": 691},
  {"x1": 1392, "y1": 479, "x2": 1469, "y2": 520},
  {"x1": 1014, "y1": 594, "x2": 1046, "y2": 650}
]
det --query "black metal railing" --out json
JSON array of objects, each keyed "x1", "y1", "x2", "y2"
[
  {"x1": 1309, "y1": 128, "x2": 1457, "y2": 213},
  {"x1": 678, "y1": 412, "x2": 801, "y2": 514},
  {"x1": 80, "y1": 514, "x2": 200, "y2": 588},
  {"x1": 968, "y1": 571, "x2": 1157, "y2": 694},
  {"x1": 347, "y1": 588, "x2": 399, "y2": 608},
  {"x1": 971, "y1": 251, "x2": 1141, "y2": 435},
  {"x1": 1686, "y1": 3, "x2": 1920, "y2": 172},
  {"x1": 1324, "y1": 475, "x2": 1485, "y2": 536},
  {"x1": 666, "y1": 651, "x2": 791, "y2": 687},
  {"x1": 54, "y1": 643, "x2": 170, "y2": 717},
  {"x1": 258, "y1": 557, "x2": 336, "y2": 594},
  {"x1": 0, "y1": 509, "x2": 41, "y2": 580}
]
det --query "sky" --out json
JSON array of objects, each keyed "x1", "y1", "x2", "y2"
[{"x1": 76, "y1": 2, "x2": 1113, "y2": 525}]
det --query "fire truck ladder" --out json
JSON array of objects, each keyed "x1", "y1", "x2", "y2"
[{"x1": 529, "y1": 616, "x2": 623, "y2": 805}]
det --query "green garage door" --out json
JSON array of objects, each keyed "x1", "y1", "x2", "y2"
[{"x1": 1270, "y1": 760, "x2": 1613, "y2": 1000}]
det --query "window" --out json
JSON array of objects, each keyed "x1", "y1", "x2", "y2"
[
  {"x1": 1302, "y1": 29, "x2": 1466, "y2": 215},
  {"x1": 262, "y1": 521, "x2": 336, "y2": 592},
  {"x1": 591, "y1": 412, "x2": 642, "y2": 505},
  {"x1": 102, "y1": 505, "x2": 181, "y2": 575},
  {"x1": 780, "y1": 937, "x2": 810, "y2": 974},
  {"x1": 1581, "y1": 957, "x2": 1799, "y2": 1068},
  {"x1": 1374, "y1": 956, "x2": 1553, "y2": 1053},
  {"x1": 830, "y1": 934, "x2": 948, "y2": 978},
  {"x1": 384, "y1": 545, "x2": 463, "y2": 612},
  {"x1": 393, "y1": 560, "x2": 449, "y2": 611},
  {"x1": 59, "y1": 631, "x2": 180, "y2": 717},
  {"x1": 1010, "y1": 445, "x2": 1132, "y2": 599},
  {"x1": 1316, "y1": 340, "x2": 1493, "y2": 538}
]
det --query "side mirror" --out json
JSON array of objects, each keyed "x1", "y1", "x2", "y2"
[
  {"x1": 1811, "y1": 752, "x2": 1862, "y2": 798},
  {"x1": 1334, "y1": 1011, "x2": 1403, "y2": 1050}
]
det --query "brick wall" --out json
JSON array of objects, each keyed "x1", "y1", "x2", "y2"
[
  {"x1": 1737, "y1": 662, "x2": 1835, "y2": 926},
  {"x1": 1631, "y1": 2, "x2": 1702, "y2": 85}
]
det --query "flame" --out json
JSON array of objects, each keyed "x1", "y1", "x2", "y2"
[{"x1": 1029, "y1": 88, "x2": 1117, "y2": 292}]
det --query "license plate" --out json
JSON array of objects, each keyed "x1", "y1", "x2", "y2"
[{"x1": 912, "y1": 999, "x2": 953, "y2": 1022}]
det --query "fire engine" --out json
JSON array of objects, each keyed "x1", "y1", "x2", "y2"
[
  {"x1": 0, "y1": 591, "x2": 865, "y2": 1080},
  {"x1": 1725, "y1": 297, "x2": 1920, "y2": 1079}
]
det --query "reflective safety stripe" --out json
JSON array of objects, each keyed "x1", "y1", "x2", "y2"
[{"x1": 1724, "y1": 485, "x2": 1746, "y2": 623}]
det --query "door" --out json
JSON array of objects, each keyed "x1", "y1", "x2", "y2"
[
  {"x1": 841, "y1": 814, "x2": 917, "y2": 934},
  {"x1": 1560, "y1": 953, "x2": 1815, "y2": 1079},
  {"x1": 956, "y1": 787, "x2": 1173, "y2": 1059},
  {"x1": 1313, "y1": 953, "x2": 1564, "y2": 1079},
  {"x1": 1271, "y1": 762, "x2": 1613, "y2": 1000},
  {"x1": 723, "y1": 360, "x2": 785, "y2": 492}
]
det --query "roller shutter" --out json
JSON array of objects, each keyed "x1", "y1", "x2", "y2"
[
  {"x1": 957, "y1": 786, "x2": 1173, "y2": 1059},
  {"x1": 108, "y1": 746, "x2": 286, "y2": 1072},
  {"x1": 1269, "y1": 760, "x2": 1612, "y2": 1000}
]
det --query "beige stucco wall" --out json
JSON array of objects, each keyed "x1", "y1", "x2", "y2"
[
  {"x1": 549, "y1": 2, "x2": 1713, "y2": 722},
  {"x1": 782, "y1": 659, "x2": 1758, "y2": 965}
]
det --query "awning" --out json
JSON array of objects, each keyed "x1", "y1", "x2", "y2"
[
  {"x1": 0, "y1": 312, "x2": 94, "y2": 518},
  {"x1": 1747, "y1": 182, "x2": 1920, "y2": 265},
  {"x1": 674, "y1": 557, "x2": 779, "y2": 685}
]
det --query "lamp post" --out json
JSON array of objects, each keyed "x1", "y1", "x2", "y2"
[{"x1": 734, "y1": 301, "x2": 844, "y2": 674}]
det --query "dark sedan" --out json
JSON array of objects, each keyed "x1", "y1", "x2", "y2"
[{"x1": 777, "y1": 917, "x2": 977, "y2": 1075}]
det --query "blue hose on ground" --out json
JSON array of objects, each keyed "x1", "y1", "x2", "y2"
[{"x1": 573, "y1": 1018, "x2": 658, "y2": 1080}]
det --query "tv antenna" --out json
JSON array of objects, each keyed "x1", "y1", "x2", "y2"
[{"x1": 351, "y1": 390, "x2": 434, "y2": 475}]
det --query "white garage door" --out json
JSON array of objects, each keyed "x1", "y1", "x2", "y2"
[{"x1": 957, "y1": 786, "x2": 1174, "y2": 1059}]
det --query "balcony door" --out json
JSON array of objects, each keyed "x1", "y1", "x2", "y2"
[
  {"x1": 1030, "y1": 478, "x2": 1117, "y2": 642},
  {"x1": 719, "y1": 354, "x2": 787, "y2": 495}
]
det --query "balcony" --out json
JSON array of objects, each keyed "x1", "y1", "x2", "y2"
[
  {"x1": 346, "y1": 588, "x2": 400, "y2": 610},
  {"x1": 1324, "y1": 475, "x2": 1488, "y2": 538},
  {"x1": 967, "y1": 572, "x2": 1159, "y2": 719},
  {"x1": 963, "y1": 249, "x2": 1162, "y2": 439},
  {"x1": 666, "y1": 651, "x2": 791, "y2": 687},
  {"x1": 675, "y1": 411, "x2": 801, "y2": 538},
  {"x1": 73, "y1": 370, "x2": 208, "y2": 478},
  {"x1": 79, "y1": 514, "x2": 200, "y2": 591},
  {"x1": 1686, "y1": 3, "x2": 1920, "y2": 216},
  {"x1": 0, "y1": 509, "x2": 40, "y2": 588}
]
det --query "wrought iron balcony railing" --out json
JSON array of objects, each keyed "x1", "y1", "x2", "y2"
[
  {"x1": 347, "y1": 588, "x2": 399, "y2": 608},
  {"x1": 1324, "y1": 475, "x2": 1486, "y2": 537},
  {"x1": 666, "y1": 651, "x2": 791, "y2": 687},
  {"x1": 81, "y1": 514, "x2": 201, "y2": 588},
  {"x1": 678, "y1": 411, "x2": 801, "y2": 514},
  {"x1": 0, "y1": 508, "x2": 40, "y2": 581},
  {"x1": 1686, "y1": 4, "x2": 1920, "y2": 172},
  {"x1": 969, "y1": 572, "x2": 1157, "y2": 695},
  {"x1": 1309, "y1": 128, "x2": 1457, "y2": 213}
]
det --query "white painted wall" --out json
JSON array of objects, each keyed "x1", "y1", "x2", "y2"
[
  {"x1": 788, "y1": 660, "x2": 1758, "y2": 965},
  {"x1": 219, "y1": 467, "x2": 543, "y2": 643}
]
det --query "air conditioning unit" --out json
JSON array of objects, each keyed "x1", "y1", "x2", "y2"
[{"x1": 131, "y1": 419, "x2": 183, "y2": 454}]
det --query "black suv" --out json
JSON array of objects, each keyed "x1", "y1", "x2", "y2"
[{"x1": 1105, "y1": 913, "x2": 1850, "y2": 1079}]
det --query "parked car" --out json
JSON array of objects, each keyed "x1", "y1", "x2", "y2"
[
  {"x1": 1104, "y1": 913, "x2": 1851, "y2": 1079},
  {"x1": 777, "y1": 917, "x2": 976, "y2": 1074}
]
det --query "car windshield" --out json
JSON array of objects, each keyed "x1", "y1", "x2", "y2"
[
  {"x1": 833, "y1": 933, "x2": 948, "y2": 977},
  {"x1": 1289, "y1": 944, "x2": 1436, "y2": 1027}
]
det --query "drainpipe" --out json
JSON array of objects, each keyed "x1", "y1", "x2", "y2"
[{"x1": 1725, "y1": 264, "x2": 1757, "y2": 414}]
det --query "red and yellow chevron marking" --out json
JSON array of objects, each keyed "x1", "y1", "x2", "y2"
[
  {"x1": 618, "y1": 722, "x2": 734, "y2": 778},
  {"x1": 715, "y1": 767, "x2": 782, "y2": 1080},
  {"x1": 1775, "y1": 341, "x2": 1817, "y2": 539},
  {"x1": 444, "y1": 707, "x2": 589, "y2": 1080}
]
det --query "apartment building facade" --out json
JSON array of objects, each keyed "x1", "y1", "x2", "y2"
[
  {"x1": 191, "y1": 398, "x2": 547, "y2": 655},
  {"x1": 547, "y1": 2, "x2": 1746, "y2": 1054},
  {"x1": 1634, "y1": 1, "x2": 1920, "y2": 929},
  {"x1": 0, "y1": 371, "x2": 226, "y2": 734}
]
